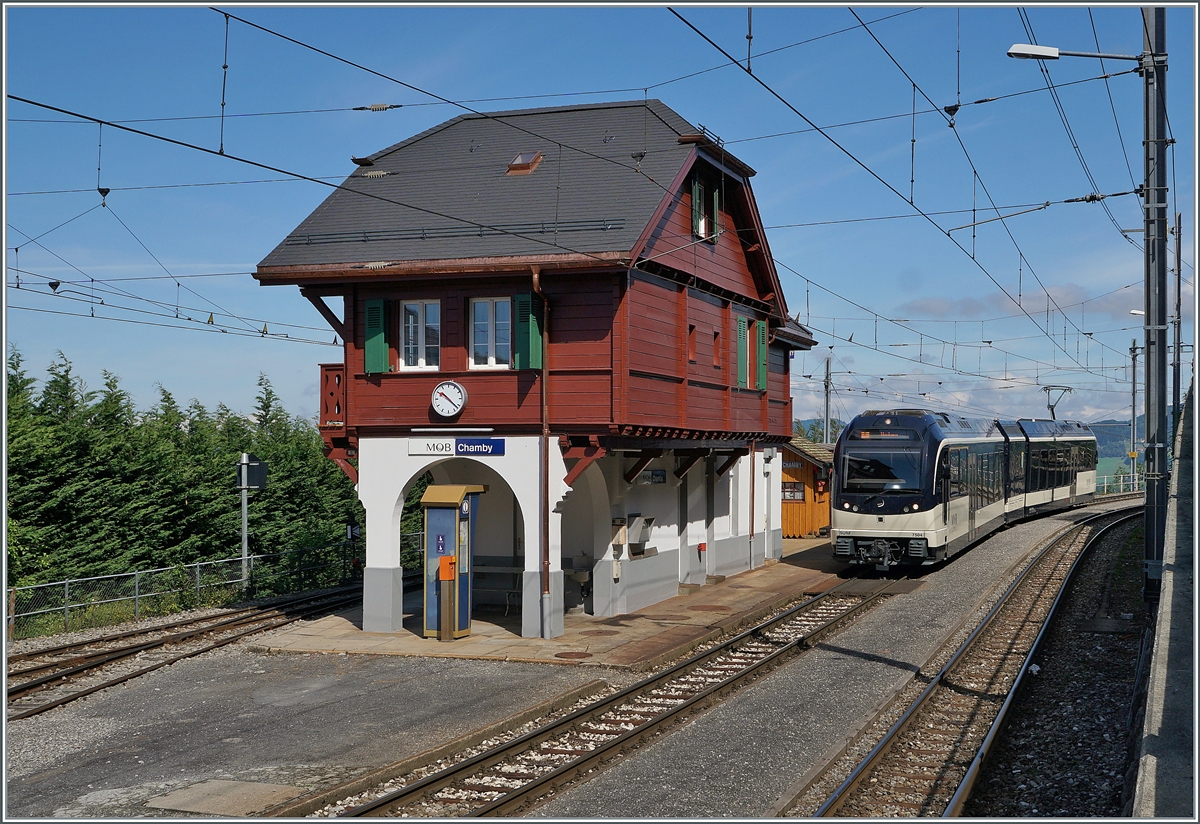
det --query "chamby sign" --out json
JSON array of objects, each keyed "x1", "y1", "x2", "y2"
[{"x1": 409, "y1": 438, "x2": 505, "y2": 457}]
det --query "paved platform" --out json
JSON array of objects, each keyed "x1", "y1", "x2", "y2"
[
  {"x1": 257, "y1": 539, "x2": 847, "y2": 670},
  {"x1": 1133, "y1": 388, "x2": 1194, "y2": 818}
]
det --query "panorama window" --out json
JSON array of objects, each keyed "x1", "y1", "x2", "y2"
[
  {"x1": 841, "y1": 449, "x2": 924, "y2": 493},
  {"x1": 471, "y1": 298, "x2": 511, "y2": 369}
]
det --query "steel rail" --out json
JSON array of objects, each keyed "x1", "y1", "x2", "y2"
[
  {"x1": 7, "y1": 587, "x2": 364, "y2": 689},
  {"x1": 5, "y1": 583, "x2": 371, "y2": 667},
  {"x1": 813, "y1": 504, "x2": 1141, "y2": 817},
  {"x1": 942, "y1": 509, "x2": 1143, "y2": 816},
  {"x1": 6, "y1": 591, "x2": 362, "y2": 721},
  {"x1": 341, "y1": 579, "x2": 893, "y2": 817}
]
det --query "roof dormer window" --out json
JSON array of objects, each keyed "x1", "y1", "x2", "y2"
[
  {"x1": 507, "y1": 151, "x2": 543, "y2": 175},
  {"x1": 692, "y1": 175, "x2": 720, "y2": 243}
]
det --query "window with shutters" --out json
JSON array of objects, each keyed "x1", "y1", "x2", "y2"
[
  {"x1": 512, "y1": 292, "x2": 544, "y2": 370},
  {"x1": 736, "y1": 316, "x2": 749, "y2": 388},
  {"x1": 734, "y1": 315, "x2": 767, "y2": 390},
  {"x1": 470, "y1": 298, "x2": 511, "y2": 369},
  {"x1": 400, "y1": 300, "x2": 440, "y2": 370},
  {"x1": 755, "y1": 319, "x2": 768, "y2": 390},
  {"x1": 364, "y1": 299, "x2": 391, "y2": 374}
]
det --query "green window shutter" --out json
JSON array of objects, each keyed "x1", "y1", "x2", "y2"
[
  {"x1": 364, "y1": 299, "x2": 389, "y2": 374},
  {"x1": 691, "y1": 177, "x2": 702, "y2": 238},
  {"x1": 756, "y1": 320, "x2": 768, "y2": 389},
  {"x1": 736, "y1": 316, "x2": 748, "y2": 389},
  {"x1": 711, "y1": 187, "x2": 721, "y2": 243},
  {"x1": 513, "y1": 293, "x2": 544, "y2": 370}
]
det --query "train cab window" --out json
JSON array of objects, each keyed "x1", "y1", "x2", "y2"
[{"x1": 841, "y1": 448, "x2": 923, "y2": 493}]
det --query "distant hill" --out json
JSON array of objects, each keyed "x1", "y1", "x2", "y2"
[{"x1": 1089, "y1": 411, "x2": 1173, "y2": 459}]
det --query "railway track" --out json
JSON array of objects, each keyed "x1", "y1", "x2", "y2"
[
  {"x1": 810, "y1": 506, "x2": 1142, "y2": 818},
  {"x1": 6, "y1": 587, "x2": 364, "y2": 721},
  {"x1": 329, "y1": 577, "x2": 902, "y2": 817}
]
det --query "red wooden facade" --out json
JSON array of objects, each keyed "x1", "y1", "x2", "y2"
[{"x1": 258, "y1": 104, "x2": 816, "y2": 475}]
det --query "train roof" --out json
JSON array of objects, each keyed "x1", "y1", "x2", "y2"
[
  {"x1": 1017, "y1": 418, "x2": 1095, "y2": 439},
  {"x1": 847, "y1": 410, "x2": 1095, "y2": 443}
]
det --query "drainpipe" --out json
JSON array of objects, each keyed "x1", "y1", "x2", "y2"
[
  {"x1": 532, "y1": 266, "x2": 552, "y2": 638},
  {"x1": 749, "y1": 439, "x2": 756, "y2": 567}
]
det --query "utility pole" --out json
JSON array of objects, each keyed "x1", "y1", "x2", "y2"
[
  {"x1": 1141, "y1": 7, "x2": 1168, "y2": 601},
  {"x1": 823, "y1": 357, "x2": 832, "y2": 444}
]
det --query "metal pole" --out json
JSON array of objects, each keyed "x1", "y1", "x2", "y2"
[
  {"x1": 823, "y1": 358, "x2": 831, "y2": 443},
  {"x1": 134, "y1": 570, "x2": 140, "y2": 622},
  {"x1": 241, "y1": 452, "x2": 249, "y2": 588},
  {"x1": 1172, "y1": 211, "x2": 1181, "y2": 429},
  {"x1": 1131, "y1": 338, "x2": 1139, "y2": 481},
  {"x1": 1141, "y1": 7, "x2": 1168, "y2": 601}
]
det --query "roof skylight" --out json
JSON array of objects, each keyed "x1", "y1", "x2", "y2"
[{"x1": 507, "y1": 150, "x2": 543, "y2": 175}]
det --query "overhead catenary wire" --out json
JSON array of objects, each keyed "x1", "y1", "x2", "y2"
[
  {"x1": 667, "y1": 10, "x2": 1131, "y2": 382},
  {"x1": 9, "y1": 303, "x2": 337, "y2": 346},
  {"x1": 846, "y1": 8, "x2": 1134, "y2": 366}
]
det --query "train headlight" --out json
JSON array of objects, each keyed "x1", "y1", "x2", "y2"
[
  {"x1": 903, "y1": 506, "x2": 910, "y2": 513},
  {"x1": 851, "y1": 505, "x2": 859, "y2": 512},
  {"x1": 842, "y1": 502, "x2": 850, "y2": 509},
  {"x1": 911, "y1": 503, "x2": 919, "y2": 510}
]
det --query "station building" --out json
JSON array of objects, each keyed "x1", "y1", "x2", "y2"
[
  {"x1": 255, "y1": 100, "x2": 816, "y2": 638},
  {"x1": 781, "y1": 439, "x2": 834, "y2": 539}
]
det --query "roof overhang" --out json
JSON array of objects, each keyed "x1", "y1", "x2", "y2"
[{"x1": 255, "y1": 250, "x2": 629, "y2": 286}]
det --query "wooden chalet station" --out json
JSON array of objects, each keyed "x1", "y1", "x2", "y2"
[{"x1": 256, "y1": 100, "x2": 816, "y2": 638}]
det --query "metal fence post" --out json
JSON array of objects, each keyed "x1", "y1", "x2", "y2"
[
  {"x1": 194, "y1": 564, "x2": 201, "y2": 604},
  {"x1": 63, "y1": 579, "x2": 70, "y2": 632},
  {"x1": 8, "y1": 588, "x2": 15, "y2": 641},
  {"x1": 134, "y1": 570, "x2": 140, "y2": 622}
]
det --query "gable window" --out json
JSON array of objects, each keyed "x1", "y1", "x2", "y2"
[
  {"x1": 691, "y1": 175, "x2": 720, "y2": 244},
  {"x1": 401, "y1": 300, "x2": 440, "y2": 369},
  {"x1": 471, "y1": 298, "x2": 511, "y2": 368}
]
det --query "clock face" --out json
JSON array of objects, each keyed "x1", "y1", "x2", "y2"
[{"x1": 431, "y1": 380, "x2": 467, "y2": 417}]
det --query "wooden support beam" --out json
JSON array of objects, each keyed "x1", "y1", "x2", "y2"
[
  {"x1": 716, "y1": 449, "x2": 749, "y2": 477},
  {"x1": 563, "y1": 446, "x2": 607, "y2": 489},
  {"x1": 301, "y1": 289, "x2": 348, "y2": 341},
  {"x1": 623, "y1": 449, "x2": 664, "y2": 484},
  {"x1": 674, "y1": 450, "x2": 709, "y2": 479}
]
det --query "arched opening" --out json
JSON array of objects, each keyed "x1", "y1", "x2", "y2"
[
  {"x1": 558, "y1": 461, "x2": 611, "y2": 615},
  {"x1": 392, "y1": 458, "x2": 526, "y2": 631}
]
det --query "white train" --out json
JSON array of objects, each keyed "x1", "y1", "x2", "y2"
[{"x1": 831, "y1": 409, "x2": 1098, "y2": 570}]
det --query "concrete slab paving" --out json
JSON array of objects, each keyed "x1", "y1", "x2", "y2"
[
  {"x1": 145, "y1": 778, "x2": 306, "y2": 815},
  {"x1": 256, "y1": 539, "x2": 845, "y2": 671}
]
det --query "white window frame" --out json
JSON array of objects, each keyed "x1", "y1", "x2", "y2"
[
  {"x1": 400, "y1": 300, "x2": 440, "y2": 371},
  {"x1": 469, "y1": 297, "x2": 512, "y2": 370}
]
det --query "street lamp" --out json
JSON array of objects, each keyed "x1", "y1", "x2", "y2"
[{"x1": 1008, "y1": 8, "x2": 1169, "y2": 601}]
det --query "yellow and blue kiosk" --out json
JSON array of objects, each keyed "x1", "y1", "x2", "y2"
[{"x1": 421, "y1": 484, "x2": 485, "y2": 640}]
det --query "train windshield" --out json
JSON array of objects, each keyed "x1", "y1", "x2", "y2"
[{"x1": 841, "y1": 449, "x2": 924, "y2": 493}]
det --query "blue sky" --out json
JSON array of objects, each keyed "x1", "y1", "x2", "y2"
[{"x1": 5, "y1": 4, "x2": 1195, "y2": 429}]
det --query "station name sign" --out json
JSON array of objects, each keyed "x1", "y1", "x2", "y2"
[{"x1": 409, "y1": 437, "x2": 506, "y2": 457}]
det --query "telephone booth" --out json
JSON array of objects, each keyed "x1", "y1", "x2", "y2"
[{"x1": 421, "y1": 484, "x2": 485, "y2": 640}]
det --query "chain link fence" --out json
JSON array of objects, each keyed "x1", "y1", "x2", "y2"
[{"x1": 7, "y1": 540, "x2": 364, "y2": 641}]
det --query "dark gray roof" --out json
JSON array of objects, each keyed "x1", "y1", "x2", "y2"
[{"x1": 259, "y1": 99, "x2": 718, "y2": 269}]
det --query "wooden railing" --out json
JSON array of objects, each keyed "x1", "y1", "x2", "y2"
[{"x1": 319, "y1": 363, "x2": 347, "y2": 437}]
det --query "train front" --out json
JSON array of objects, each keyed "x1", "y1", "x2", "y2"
[{"x1": 831, "y1": 411, "x2": 944, "y2": 570}]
